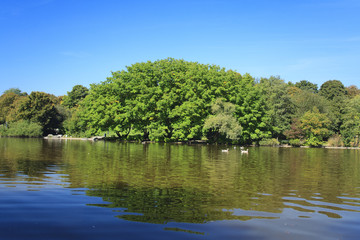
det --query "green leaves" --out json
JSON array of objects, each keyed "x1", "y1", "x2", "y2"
[
  {"x1": 340, "y1": 96, "x2": 360, "y2": 146},
  {"x1": 62, "y1": 85, "x2": 89, "y2": 108},
  {"x1": 75, "y1": 58, "x2": 265, "y2": 142},
  {"x1": 300, "y1": 107, "x2": 331, "y2": 146},
  {"x1": 203, "y1": 98, "x2": 242, "y2": 142}
]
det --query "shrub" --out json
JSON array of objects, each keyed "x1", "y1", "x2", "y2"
[
  {"x1": 4, "y1": 121, "x2": 43, "y2": 137},
  {"x1": 326, "y1": 134, "x2": 344, "y2": 147},
  {"x1": 259, "y1": 138, "x2": 280, "y2": 146},
  {"x1": 304, "y1": 136, "x2": 323, "y2": 147},
  {"x1": 289, "y1": 139, "x2": 304, "y2": 147}
]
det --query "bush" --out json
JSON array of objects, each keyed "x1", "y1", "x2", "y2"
[
  {"x1": 326, "y1": 134, "x2": 344, "y2": 147},
  {"x1": 289, "y1": 139, "x2": 304, "y2": 147},
  {"x1": 305, "y1": 136, "x2": 323, "y2": 147},
  {"x1": 3, "y1": 121, "x2": 43, "y2": 137},
  {"x1": 259, "y1": 138, "x2": 280, "y2": 146}
]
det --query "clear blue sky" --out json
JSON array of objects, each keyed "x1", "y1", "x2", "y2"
[{"x1": 1, "y1": 0, "x2": 359, "y2": 96}]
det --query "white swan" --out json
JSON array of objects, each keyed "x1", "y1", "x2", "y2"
[
  {"x1": 222, "y1": 149, "x2": 229, "y2": 152},
  {"x1": 241, "y1": 149, "x2": 249, "y2": 154}
]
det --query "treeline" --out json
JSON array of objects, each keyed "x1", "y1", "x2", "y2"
[{"x1": 1, "y1": 58, "x2": 359, "y2": 146}]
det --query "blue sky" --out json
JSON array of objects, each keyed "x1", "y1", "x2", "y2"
[{"x1": 1, "y1": 0, "x2": 359, "y2": 96}]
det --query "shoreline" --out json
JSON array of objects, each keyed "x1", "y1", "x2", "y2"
[{"x1": 42, "y1": 136, "x2": 360, "y2": 149}]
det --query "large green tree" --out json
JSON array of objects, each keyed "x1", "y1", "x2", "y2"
[
  {"x1": 295, "y1": 80, "x2": 318, "y2": 93},
  {"x1": 17, "y1": 92, "x2": 61, "y2": 134},
  {"x1": 257, "y1": 76, "x2": 294, "y2": 139},
  {"x1": 76, "y1": 58, "x2": 267, "y2": 142},
  {"x1": 319, "y1": 80, "x2": 347, "y2": 101},
  {"x1": 341, "y1": 95, "x2": 360, "y2": 146},
  {"x1": 62, "y1": 85, "x2": 89, "y2": 108},
  {"x1": 290, "y1": 88, "x2": 330, "y2": 118},
  {"x1": 300, "y1": 107, "x2": 331, "y2": 146},
  {"x1": 319, "y1": 80, "x2": 347, "y2": 132},
  {"x1": 0, "y1": 92, "x2": 20, "y2": 124}
]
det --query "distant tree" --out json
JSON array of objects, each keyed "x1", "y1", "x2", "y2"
[
  {"x1": 300, "y1": 107, "x2": 331, "y2": 146},
  {"x1": 346, "y1": 85, "x2": 360, "y2": 98},
  {"x1": 319, "y1": 80, "x2": 347, "y2": 101},
  {"x1": 341, "y1": 95, "x2": 360, "y2": 146},
  {"x1": 17, "y1": 92, "x2": 60, "y2": 134},
  {"x1": 0, "y1": 92, "x2": 20, "y2": 124},
  {"x1": 3, "y1": 88, "x2": 27, "y2": 96},
  {"x1": 62, "y1": 85, "x2": 89, "y2": 108},
  {"x1": 257, "y1": 76, "x2": 295, "y2": 139},
  {"x1": 319, "y1": 80, "x2": 348, "y2": 133},
  {"x1": 290, "y1": 89, "x2": 330, "y2": 118},
  {"x1": 283, "y1": 118, "x2": 304, "y2": 140},
  {"x1": 203, "y1": 98, "x2": 242, "y2": 142},
  {"x1": 295, "y1": 80, "x2": 318, "y2": 93}
]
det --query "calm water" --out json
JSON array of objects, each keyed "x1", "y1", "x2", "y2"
[{"x1": 1, "y1": 138, "x2": 360, "y2": 240}]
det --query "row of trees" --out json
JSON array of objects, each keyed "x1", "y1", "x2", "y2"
[{"x1": 1, "y1": 58, "x2": 359, "y2": 146}]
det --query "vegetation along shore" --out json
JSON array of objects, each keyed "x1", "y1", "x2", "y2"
[{"x1": 1, "y1": 58, "x2": 359, "y2": 147}]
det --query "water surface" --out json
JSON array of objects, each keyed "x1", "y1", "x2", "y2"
[{"x1": 1, "y1": 138, "x2": 360, "y2": 239}]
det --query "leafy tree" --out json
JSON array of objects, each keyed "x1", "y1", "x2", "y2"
[
  {"x1": 62, "y1": 85, "x2": 89, "y2": 108},
  {"x1": 319, "y1": 80, "x2": 348, "y2": 133},
  {"x1": 77, "y1": 58, "x2": 266, "y2": 142},
  {"x1": 17, "y1": 92, "x2": 61, "y2": 135},
  {"x1": 340, "y1": 95, "x2": 360, "y2": 146},
  {"x1": 300, "y1": 107, "x2": 331, "y2": 146},
  {"x1": 284, "y1": 118, "x2": 304, "y2": 140},
  {"x1": 319, "y1": 80, "x2": 347, "y2": 101},
  {"x1": 295, "y1": 80, "x2": 318, "y2": 93},
  {"x1": 346, "y1": 85, "x2": 360, "y2": 98},
  {"x1": 290, "y1": 89, "x2": 330, "y2": 118},
  {"x1": 0, "y1": 92, "x2": 20, "y2": 124},
  {"x1": 3, "y1": 88, "x2": 27, "y2": 96},
  {"x1": 203, "y1": 98, "x2": 242, "y2": 142},
  {"x1": 257, "y1": 76, "x2": 294, "y2": 139}
]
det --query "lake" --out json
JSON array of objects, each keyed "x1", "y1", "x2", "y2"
[{"x1": 0, "y1": 138, "x2": 360, "y2": 240}]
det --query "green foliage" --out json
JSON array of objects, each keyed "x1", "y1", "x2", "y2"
[
  {"x1": 317, "y1": 80, "x2": 347, "y2": 132},
  {"x1": 319, "y1": 80, "x2": 347, "y2": 101},
  {"x1": 203, "y1": 98, "x2": 242, "y2": 142},
  {"x1": 257, "y1": 76, "x2": 294, "y2": 139},
  {"x1": 62, "y1": 85, "x2": 89, "y2": 108},
  {"x1": 3, "y1": 88, "x2": 27, "y2": 96},
  {"x1": 284, "y1": 118, "x2": 304, "y2": 140},
  {"x1": 295, "y1": 80, "x2": 318, "y2": 93},
  {"x1": 290, "y1": 89, "x2": 330, "y2": 118},
  {"x1": 305, "y1": 135, "x2": 324, "y2": 147},
  {"x1": 0, "y1": 120, "x2": 42, "y2": 137},
  {"x1": 300, "y1": 107, "x2": 331, "y2": 146},
  {"x1": 77, "y1": 58, "x2": 265, "y2": 143},
  {"x1": 346, "y1": 85, "x2": 360, "y2": 98},
  {"x1": 340, "y1": 95, "x2": 360, "y2": 147},
  {"x1": 17, "y1": 92, "x2": 61, "y2": 134},
  {"x1": 326, "y1": 134, "x2": 344, "y2": 147},
  {"x1": 0, "y1": 92, "x2": 20, "y2": 124},
  {"x1": 289, "y1": 139, "x2": 304, "y2": 147},
  {"x1": 258, "y1": 138, "x2": 280, "y2": 146},
  {"x1": 2, "y1": 59, "x2": 359, "y2": 145}
]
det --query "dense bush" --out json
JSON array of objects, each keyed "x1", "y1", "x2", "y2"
[
  {"x1": 289, "y1": 139, "x2": 303, "y2": 147},
  {"x1": 258, "y1": 138, "x2": 280, "y2": 146},
  {"x1": 1, "y1": 121, "x2": 43, "y2": 137},
  {"x1": 326, "y1": 134, "x2": 344, "y2": 147}
]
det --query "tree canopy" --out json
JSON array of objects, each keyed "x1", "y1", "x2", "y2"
[{"x1": 0, "y1": 58, "x2": 359, "y2": 147}]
